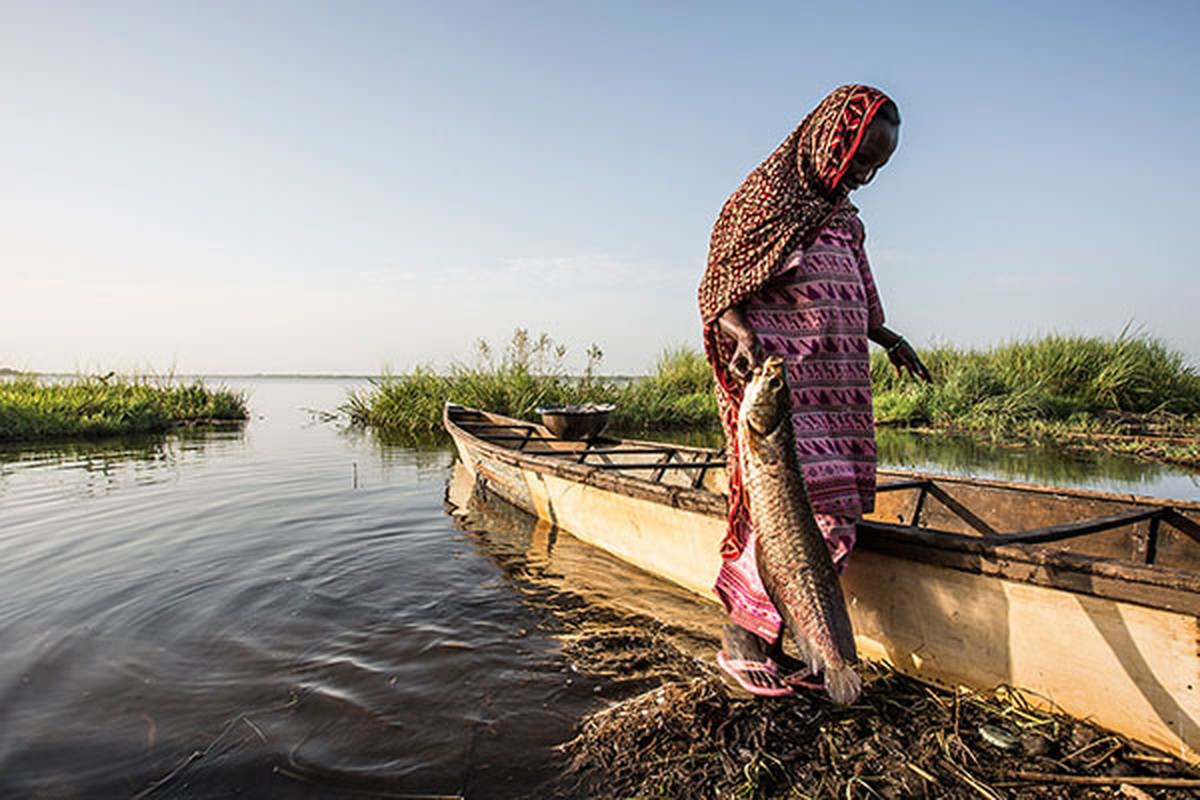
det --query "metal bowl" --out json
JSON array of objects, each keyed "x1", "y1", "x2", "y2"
[{"x1": 535, "y1": 403, "x2": 615, "y2": 440}]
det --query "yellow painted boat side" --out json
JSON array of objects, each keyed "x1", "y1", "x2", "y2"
[{"x1": 447, "y1": 408, "x2": 1200, "y2": 762}]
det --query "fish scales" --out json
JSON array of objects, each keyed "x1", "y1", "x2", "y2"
[{"x1": 737, "y1": 356, "x2": 862, "y2": 704}]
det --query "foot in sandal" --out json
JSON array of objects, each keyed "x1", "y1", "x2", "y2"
[
  {"x1": 716, "y1": 623, "x2": 793, "y2": 697},
  {"x1": 766, "y1": 638, "x2": 825, "y2": 690}
]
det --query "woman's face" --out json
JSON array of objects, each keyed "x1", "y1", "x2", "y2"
[{"x1": 839, "y1": 116, "x2": 899, "y2": 193}]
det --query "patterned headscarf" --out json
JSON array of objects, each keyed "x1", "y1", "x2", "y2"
[
  {"x1": 699, "y1": 84, "x2": 891, "y2": 325},
  {"x1": 698, "y1": 84, "x2": 892, "y2": 559}
]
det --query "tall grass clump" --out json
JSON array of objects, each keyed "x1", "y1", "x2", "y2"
[
  {"x1": 609, "y1": 346, "x2": 718, "y2": 431},
  {"x1": 871, "y1": 331, "x2": 1200, "y2": 431},
  {"x1": 0, "y1": 375, "x2": 248, "y2": 443},
  {"x1": 344, "y1": 330, "x2": 588, "y2": 440},
  {"x1": 344, "y1": 331, "x2": 721, "y2": 440}
]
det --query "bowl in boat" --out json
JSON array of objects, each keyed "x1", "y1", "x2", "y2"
[{"x1": 535, "y1": 403, "x2": 615, "y2": 440}]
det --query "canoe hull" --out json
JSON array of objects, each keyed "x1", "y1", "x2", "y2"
[{"x1": 448, "y1": 407, "x2": 1200, "y2": 762}]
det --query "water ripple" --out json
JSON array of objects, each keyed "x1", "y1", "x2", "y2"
[{"x1": 0, "y1": 379, "x2": 584, "y2": 799}]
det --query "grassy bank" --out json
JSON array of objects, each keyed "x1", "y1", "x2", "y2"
[
  {"x1": 343, "y1": 330, "x2": 717, "y2": 440},
  {"x1": 872, "y1": 332, "x2": 1200, "y2": 465},
  {"x1": 347, "y1": 329, "x2": 1200, "y2": 465},
  {"x1": 0, "y1": 375, "x2": 248, "y2": 443}
]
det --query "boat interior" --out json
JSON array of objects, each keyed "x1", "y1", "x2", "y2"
[{"x1": 447, "y1": 405, "x2": 1200, "y2": 572}]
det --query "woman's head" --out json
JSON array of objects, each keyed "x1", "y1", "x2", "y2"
[
  {"x1": 799, "y1": 87, "x2": 899, "y2": 197},
  {"x1": 839, "y1": 101, "x2": 900, "y2": 193},
  {"x1": 700, "y1": 85, "x2": 897, "y2": 325}
]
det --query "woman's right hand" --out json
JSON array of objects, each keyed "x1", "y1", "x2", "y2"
[
  {"x1": 717, "y1": 305, "x2": 760, "y2": 384},
  {"x1": 728, "y1": 332, "x2": 762, "y2": 384}
]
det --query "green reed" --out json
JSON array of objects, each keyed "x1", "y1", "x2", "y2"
[
  {"x1": 342, "y1": 330, "x2": 721, "y2": 441},
  {"x1": 607, "y1": 345, "x2": 719, "y2": 431},
  {"x1": 871, "y1": 331, "x2": 1200, "y2": 437},
  {"x1": 0, "y1": 374, "x2": 249, "y2": 443},
  {"x1": 346, "y1": 329, "x2": 1200, "y2": 464}
]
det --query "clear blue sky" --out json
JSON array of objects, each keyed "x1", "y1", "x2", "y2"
[{"x1": 2, "y1": 1, "x2": 1197, "y2": 374}]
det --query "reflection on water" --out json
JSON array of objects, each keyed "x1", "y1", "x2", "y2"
[
  {"x1": 0, "y1": 379, "x2": 595, "y2": 799},
  {"x1": 0, "y1": 428, "x2": 247, "y2": 505},
  {"x1": 445, "y1": 462, "x2": 726, "y2": 664},
  {"x1": 876, "y1": 428, "x2": 1200, "y2": 501}
]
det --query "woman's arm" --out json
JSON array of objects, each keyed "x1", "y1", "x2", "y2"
[
  {"x1": 717, "y1": 304, "x2": 762, "y2": 384},
  {"x1": 869, "y1": 324, "x2": 931, "y2": 382}
]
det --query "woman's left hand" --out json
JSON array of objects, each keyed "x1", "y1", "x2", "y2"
[{"x1": 888, "y1": 339, "x2": 931, "y2": 382}]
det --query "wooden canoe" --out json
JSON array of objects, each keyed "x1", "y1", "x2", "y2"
[{"x1": 443, "y1": 403, "x2": 1200, "y2": 762}]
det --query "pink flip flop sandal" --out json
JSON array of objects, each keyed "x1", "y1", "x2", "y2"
[
  {"x1": 771, "y1": 654, "x2": 826, "y2": 691},
  {"x1": 716, "y1": 650, "x2": 794, "y2": 698},
  {"x1": 781, "y1": 667, "x2": 824, "y2": 691}
]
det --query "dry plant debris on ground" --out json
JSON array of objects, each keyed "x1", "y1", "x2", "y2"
[
  {"x1": 456, "y1": 497, "x2": 1200, "y2": 799},
  {"x1": 551, "y1": 616, "x2": 1200, "y2": 800}
]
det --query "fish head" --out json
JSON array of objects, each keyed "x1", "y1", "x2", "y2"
[{"x1": 740, "y1": 357, "x2": 789, "y2": 436}]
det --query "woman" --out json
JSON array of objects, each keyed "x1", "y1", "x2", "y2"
[{"x1": 698, "y1": 85, "x2": 930, "y2": 696}]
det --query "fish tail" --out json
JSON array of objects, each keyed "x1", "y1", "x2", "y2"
[
  {"x1": 792, "y1": 634, "x2": 824, "y2": 676},
  {"x1": 824, "y1": 664, "x2": 862, "y2": 706},
  {"x1": 758, "y1": 561, "x2": 835, "y2": 691}
]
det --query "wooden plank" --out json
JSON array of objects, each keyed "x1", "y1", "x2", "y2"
[
  {"x1": 478, "y1": 434, "x2": 552, "y2": 442},
  {"x1": 490, "y1": 446, "x2": 667, "y2": 460},
  {"x1": 691, "y1": 452, "x2": 716, "y2": 489},
  {"x1": 927, "y1": 482, "x2": 1000, "y2": 536},
  {"x1": 456, "y1": 422, "x2": 537, "y2": 430},
  {"x1": 877, "y1": 479, "x2": 932, "y2": 493},
  {"x1": 585, "y1": 461, "x2": 728, "y2": 471},
  {"x1": 912, "y1": 484, "x2": 929, "y2": 529},
  {"x1": 993, "y1": 507, "x2": 1163, "y2": 546},
  {"x1": 1164, "y1": 509, "x2": 1200, "y2": 544},
  {"x1": 514, "y1": 427, "x2": 535, "y2": 450},
  {"x1": 878, "y1": 467, "x2": 1200, "y2": 515},
  {"x1": 1146, "y1": 516, "x2": 1161, "y2": 565},
  {"x1": 562, "y1": 447, "x2": 681, "y2": 458},
  {"x1": 650, "y1": 450, "x2": 674, "y2": 483},
  {"x1": 857, "y1": 521, "x2": 1200, "y2": 615}
]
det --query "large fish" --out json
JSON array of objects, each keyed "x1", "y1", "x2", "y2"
[{"x1": 737, "y1": 356, "x2": 862, "y2": 705}]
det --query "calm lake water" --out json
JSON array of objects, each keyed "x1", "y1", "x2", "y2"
[
  {"x1": 0, "y1": 378, "x2": 608, "y2": 799},
  {"x1": 2, "y1": 378, "x2": 1198, "y2": 798}
]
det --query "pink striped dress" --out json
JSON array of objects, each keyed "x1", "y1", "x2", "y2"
[{"x1": 714, "y1": 219, "x2": 885, "y2": 641}]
